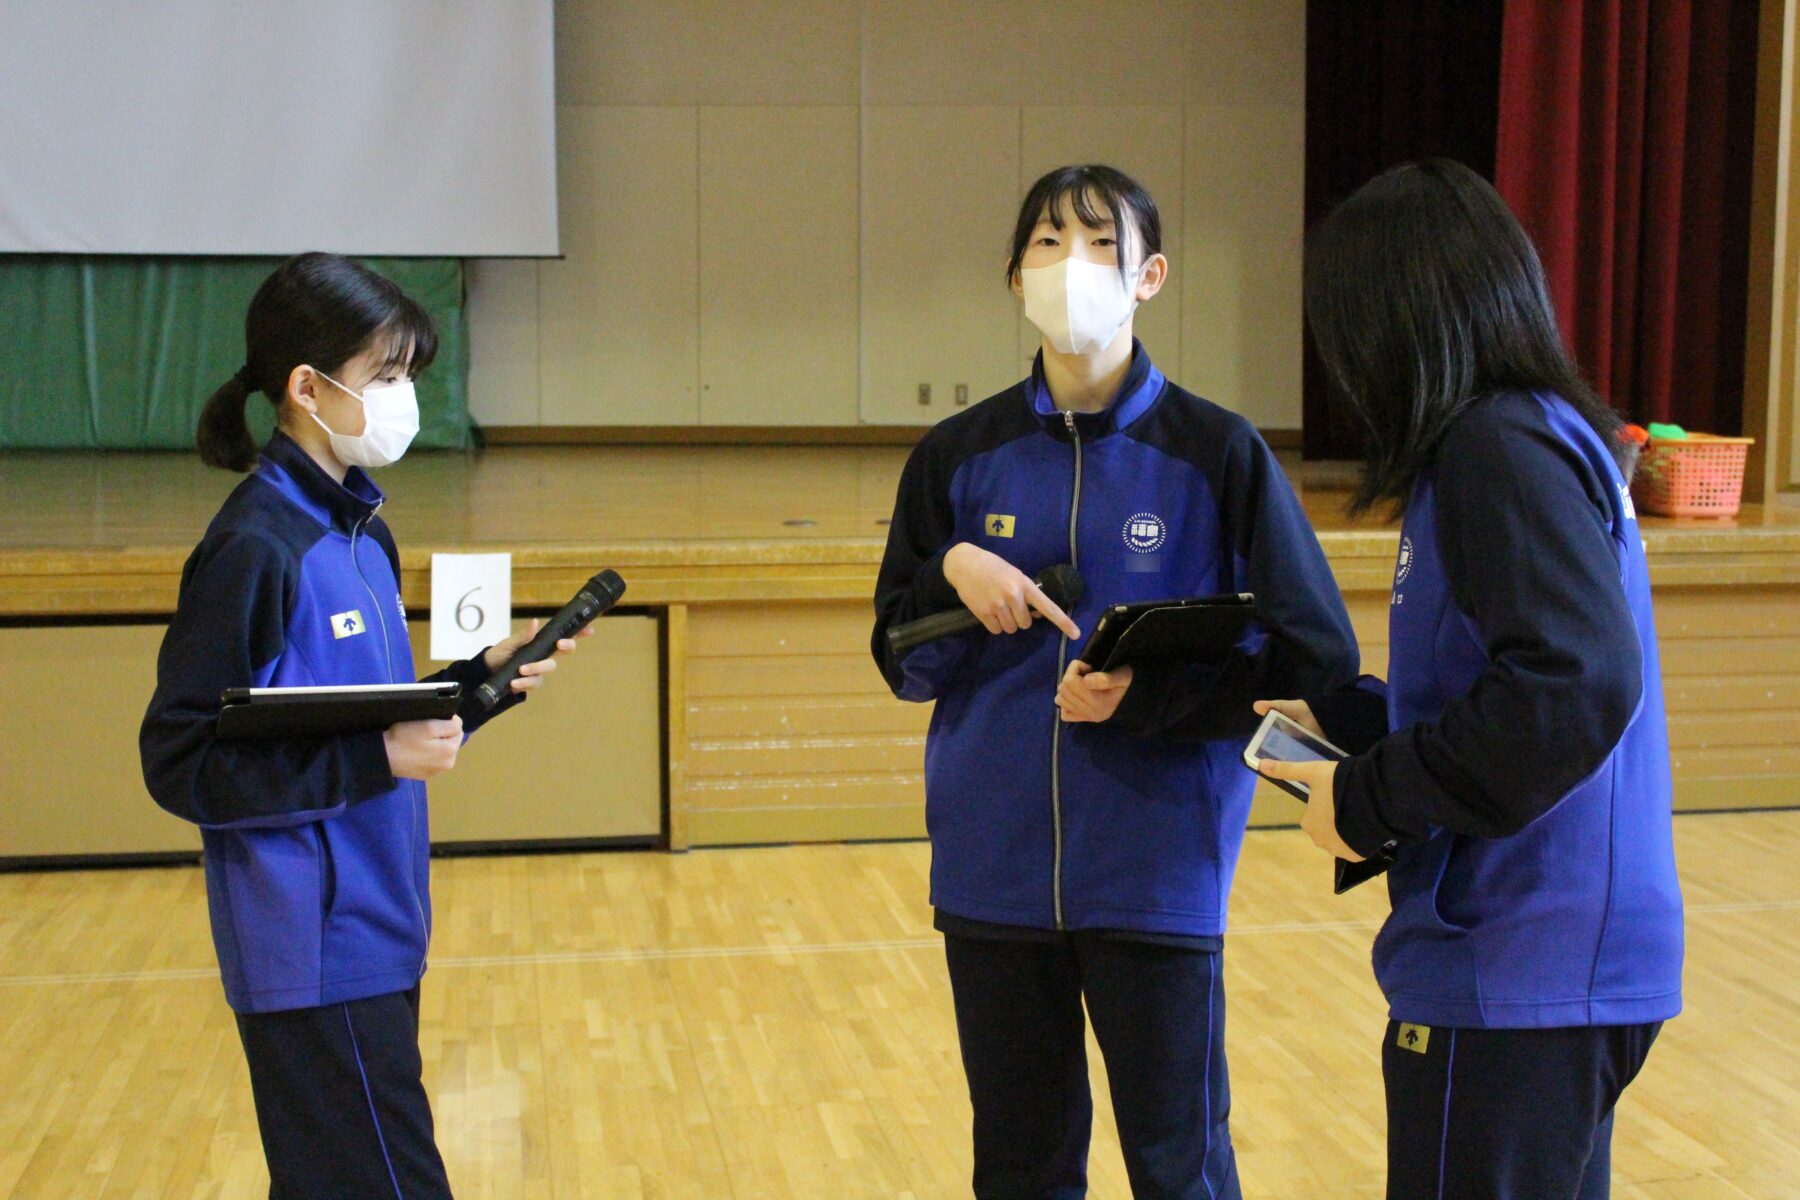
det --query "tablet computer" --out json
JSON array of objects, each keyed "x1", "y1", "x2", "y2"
[
  {"x1": 217, "y1": 682, "x2": 463, "y2": 741},
  {"x1": 1078, "y1": 592, "x2": 1255, "y2": 672},
  {"x1": 1242, "y1": 708, "x2": 1392, "y2": 894},
  {"x1": 1241, "y1": 708, "x2": 1347, "y2": 802}
]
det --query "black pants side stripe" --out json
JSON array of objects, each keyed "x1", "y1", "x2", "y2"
[
  {"x1": 1435, "y1": 1028, "x2": 1457, "y2": 1200},
  {"x1": 344, "y1": 1002, "x2": 406, "y2": 1200},
  {"x1": 1200, "y1": 951, "x2": 1218, "y2": 1200}
]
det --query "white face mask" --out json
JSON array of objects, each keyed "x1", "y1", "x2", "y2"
[
  {"x1": 1021, "y1": 257, "x2": 1144, "y2": 356},
  {"x1": 310, "y1": 371, "x2": 420, "y2": 469}
]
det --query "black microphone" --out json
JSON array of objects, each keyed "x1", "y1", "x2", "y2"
[
  {"x1": 886, "y1": 564, "x2": 1083, "y2": 657},
  {"x1": 475, "y1": 569, "x2": 626, "y2": 711}
]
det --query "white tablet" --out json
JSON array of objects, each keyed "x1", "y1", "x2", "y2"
[{"x1": 1242, "y1": 708, "x2": 1347, "y2": 802}]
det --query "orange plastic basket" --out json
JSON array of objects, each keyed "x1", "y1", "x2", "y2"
[{"x1": 1631, "y1": 434, "x2": 1755, "y2": 517}]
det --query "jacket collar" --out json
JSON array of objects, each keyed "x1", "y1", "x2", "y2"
[
  {"x1": 1027, "y1": 338, "x2": 1166, "y2": 440},
  {"x1": 256, "y1": 430, "x2": 385, "y2": 534}
]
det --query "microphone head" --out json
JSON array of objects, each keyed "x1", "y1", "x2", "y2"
[
  {"x1": 585, "y1": 569, "x2": 627, "y2": 605},
  {"x1": 1035, "y1": 564, "x2": 1083, "y2": 611}
]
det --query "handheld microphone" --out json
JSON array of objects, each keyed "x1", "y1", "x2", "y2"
[
  {"x1": 886, "y1": 563, "x2": 1083, "y2": 657},
  {"x1": 475, "y1": 569, "x2": 626, "y2": 711}
]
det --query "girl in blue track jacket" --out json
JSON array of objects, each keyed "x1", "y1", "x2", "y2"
[
  {"x1": 872, "y1": 165, "x2": 1359, "y2": 1199},
  {"x1": 1259, "y1": 160, "x2": 1683, "y2": 1200},
  {"x1": 141, "y1": 254, "x2": 584, "y2": 1198}
]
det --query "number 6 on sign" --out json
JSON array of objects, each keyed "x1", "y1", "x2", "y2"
[{"x1": 430, "y1": 553, "x2": 512, "y2": 661}]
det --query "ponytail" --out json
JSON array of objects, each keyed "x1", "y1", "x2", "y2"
[{"x1": 196, "y1": 365, "x2": 262, "y2": 472}]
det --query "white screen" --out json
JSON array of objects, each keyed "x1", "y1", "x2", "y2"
[{"x1": 0, "y1": 0, "x2": 557, "y2": 256}]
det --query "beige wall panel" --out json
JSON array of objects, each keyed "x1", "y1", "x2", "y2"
[
  {"x1": 688, "y1": 600, "x2": 886, "y2": 657},
  {"x1": 688, "y1": 697, "x2": 931, "y2": 740},
  {"x1": 690, "y1": 655, "x2": 890, "y2": 699},
  {"x1": 685, "y1": 775, "x2": 925, "y2": 814},
  {"x1": 1182, "y1": 100, "x2": 1306, "y2": 430},
  {"x1": 863, "y1": 1, "x2": 1278, "y2": 107},
  {"x1": 685, "y1": 801, "x2": 925, "y2": 846},
  {"x1": 1662, "y1": 673, "x2": 1790, "y2": 712},
  {"x1": 540, "y1": 106, "x2": 700, "y2": 426},
  {"x1": 1668, "y1": 711, "x2": 1798, "y2": 750},
  {"x1": 414, "y1": 616, "x2": 662, "y2": 842},
  {"x1": 1183, "y1": 0, "x2": 1308, "y2": 108},
  {"x1": 698, "y1": 107, "x2": 860, "y2": 425},
  {"x1": 1, "y1": 618, "x2": 660, "y2": 858},
  {"x1": 1670, "y1": 744, "x2": 1800, "y2": 781},
  {"x1": 1650, "y1": 586, "x2": 1800, "y2": 637},
  {"x1": 556, "y1": 0, "x2": 858, "y2": 107},
  {"x1": 1018, "y1": 105, "x2": 1186, "y2": 380},
  {"x1": 1660, "y1": 637, "x2": 1800, "y2": 677},
  {"x1": 690, "y1": 735, "x2": 923, "y2": 778},
  {"x1": 465, "y1": 258, "x2": 541, "y2": 426},
  {"x1": 0, "y1": 625, "x2": 200, "y2": 858},
  {"x1": 861, "y1": 106, "x2": 1023, "y2": 424}
]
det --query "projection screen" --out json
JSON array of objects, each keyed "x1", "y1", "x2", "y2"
[{"x1": 0, "y1": 0, "x2": 558, "y2": 256}]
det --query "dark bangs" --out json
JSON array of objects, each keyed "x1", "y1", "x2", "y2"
[
  {"x1": 368, "y1": 290, "x2": 438, "y2": 378},
  {"x1": 1006, "y1": 164, "x2": 1163, "y2": 282}
]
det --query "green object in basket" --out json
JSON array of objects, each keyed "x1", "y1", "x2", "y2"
[{"x1": 1646, "y1": 422, "x2": 1688, "y2": 440}]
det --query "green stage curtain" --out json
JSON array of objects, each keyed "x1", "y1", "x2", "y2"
[{"x1": 0, "y1": 257, "x2": 469, "y2": 450}]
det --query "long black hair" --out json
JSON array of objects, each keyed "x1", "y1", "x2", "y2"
[
  {"x1": 1304, "y1": 158, "x2": 1626, "y2": 515},
  {"x1": 196, "y1": 253, "x2": 437, "y2": 471},
  {"x1": 1006, "y1": 164, "x2": 1162, "y2": 283}
]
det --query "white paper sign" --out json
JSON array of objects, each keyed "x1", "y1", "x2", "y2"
[{"x1": 430, "y1": 553, "x2": 512, "y2": 661}]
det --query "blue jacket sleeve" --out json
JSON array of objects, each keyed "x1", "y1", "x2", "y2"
[
  {"x1": 1308, "y1": 676, "x2": 1390, "y2": 755},
  {"x1": 1331, "y1": 404, "x2": 1644, "y2": 857},
  {"x1": 139, "y1": 531, "x2": 397, "y2": 830},
  {"x1": 872, "y1": 435, "x2": 973, "y2": 701},
  {"x1": 1111, "y1": 427, "x2": 1361, "y2": 741}
]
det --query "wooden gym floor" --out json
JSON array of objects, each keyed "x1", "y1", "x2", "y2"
[{"x1": 2, "y1": 811, "x2": 1795, "y2": 1199}]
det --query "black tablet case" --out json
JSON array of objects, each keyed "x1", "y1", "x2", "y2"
[
  {"x1": 1079, "y1": 593, "x2": 1256, "y2": 672},
  {"x1": 216, "y1": 684, "x2": 463, "y2": 741}
]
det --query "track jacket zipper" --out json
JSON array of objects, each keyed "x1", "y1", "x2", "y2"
[
  {"x1": 348, "y1": 504, "x2": 429, "y2": 946},
  {"x1": 1052, "y1": 409, "x2": 1083, "y2": 929}
]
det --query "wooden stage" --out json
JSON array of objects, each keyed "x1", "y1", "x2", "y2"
[{"x1": 1, "y1": 445, "x2": 1797, "y2": 860}]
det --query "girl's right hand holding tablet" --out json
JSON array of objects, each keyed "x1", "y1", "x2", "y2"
[
  {"x1": 384, "y1": 716, "x2": 464, "y2": 780},
  {"x1": 943, "y1": 543, "x2": 1081, "y2": 639}
]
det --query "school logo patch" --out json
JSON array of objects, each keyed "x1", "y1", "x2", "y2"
[
  {"x1": 331, "y1": 610, "x2": 366, "y2": 640},
  {"x1": 984, "y1": 514, "x2": 1016, "y2": 538},
  {"x1": 1122, "y1": 513, "x2": 1167, "y2": 554},
  {"x1": 1397, "y1": 1023, "x2": 1431, "y2": 1054},
  {"x1": 1395, "y1": 536, "x2": 1414, "y2": 585}
]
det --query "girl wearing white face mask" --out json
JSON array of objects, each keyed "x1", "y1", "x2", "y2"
[
  {"x1": 143, "y1": 253, "x2": 586, "y2": 1198},
  {"x1": 874, "y1": 166, "x2": 1358, "y2": 1198}
]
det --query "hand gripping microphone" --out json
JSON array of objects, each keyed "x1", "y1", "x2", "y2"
[
  {"x1": 475, "y1": 569, "x2": 626, "y2": 711},
  {"x1": 886, "y1": 563, "x2": 1083, "y2": 657}
]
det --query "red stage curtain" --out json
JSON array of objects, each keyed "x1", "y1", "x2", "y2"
[{"x1": 1495, "y1": 0, "x2": 1759, "y2": 433}]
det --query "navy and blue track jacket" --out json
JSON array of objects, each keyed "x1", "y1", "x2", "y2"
[
  {"x1": 1311, "y1": 392, "x2": 1684, "y2": 1028},
  {"x1": 873, "y1": 345, "x2": 1359, "y2": 937},
  {"x1": 141, "y1": 432, "x2": 519, "y2": 1014}
]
